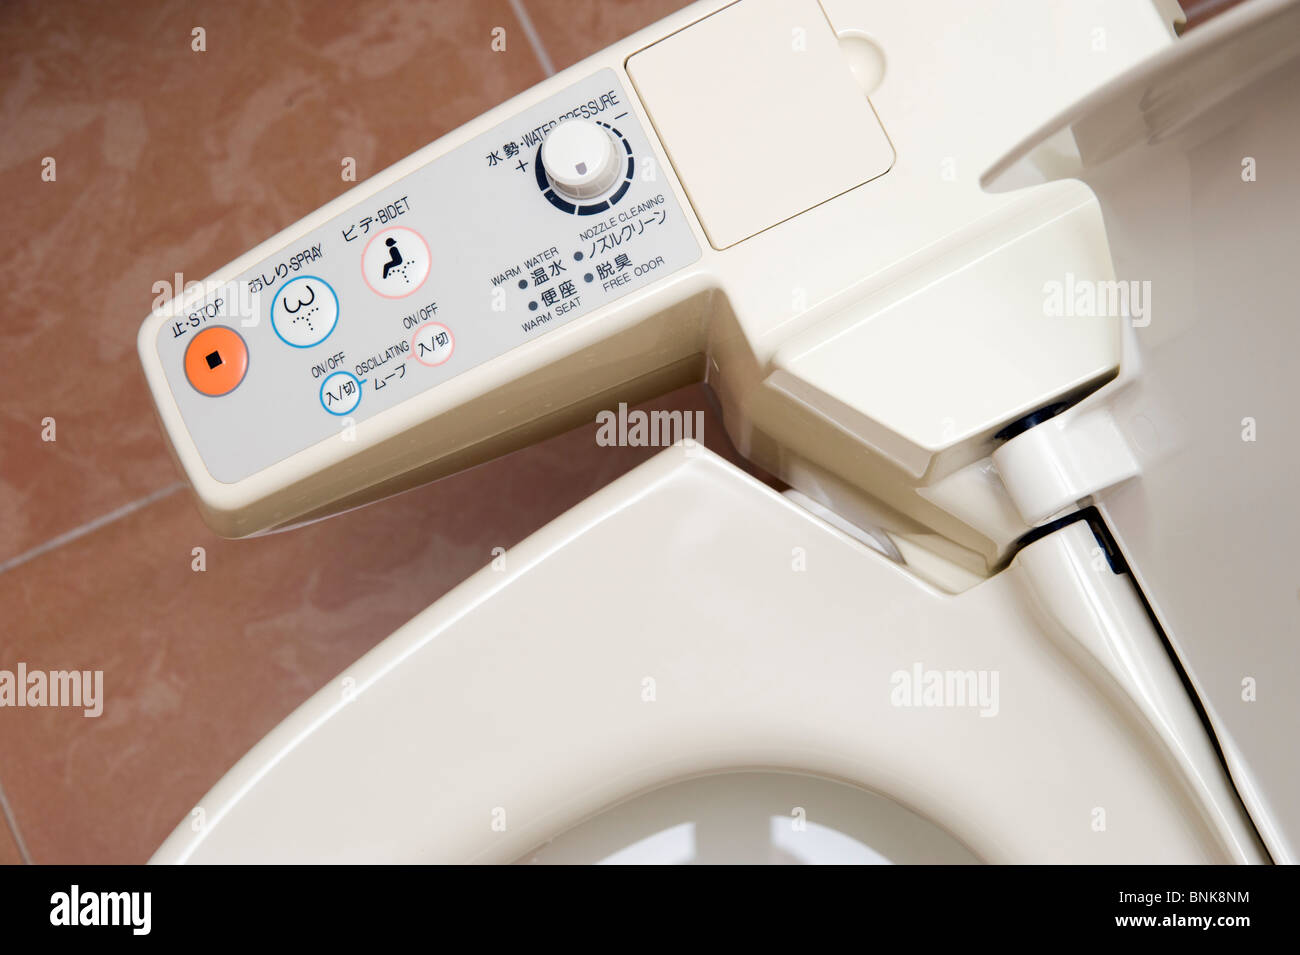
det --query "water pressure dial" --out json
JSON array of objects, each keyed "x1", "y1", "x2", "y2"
[{"x1": 540, "y1": 119, "x2": 624, "y2": 200}]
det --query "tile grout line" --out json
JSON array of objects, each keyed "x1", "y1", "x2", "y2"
[
  {"x1": 0, "y1": 780, "x2": 33, "y2": 864},
  {"x1": 509, "y1": 0, "x2": 557, "y2": 77},
  {"x1": 0, "y1": 482, "x2": 187, "y2": 577}
]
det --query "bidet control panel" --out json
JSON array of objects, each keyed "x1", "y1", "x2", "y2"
[{"x1": 150, "y1": 70, "x2": 699, "y2": 484}]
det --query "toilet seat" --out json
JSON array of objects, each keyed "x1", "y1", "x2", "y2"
[{"x1": 153, "y1": 447, "x2": 1261, "y2": 864}]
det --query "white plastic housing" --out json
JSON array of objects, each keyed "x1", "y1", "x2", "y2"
[{"x1": 138, "y1": 0, "x2": 1175, "y2": 566}]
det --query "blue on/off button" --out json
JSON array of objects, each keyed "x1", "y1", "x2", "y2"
[{"x1": 320, "y1": 371, "x2": 362, "y2": 416}]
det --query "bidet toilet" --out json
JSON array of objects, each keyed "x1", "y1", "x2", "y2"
[{"x1": 139, "y1": 0, "x2": 1299, "y2": 863}]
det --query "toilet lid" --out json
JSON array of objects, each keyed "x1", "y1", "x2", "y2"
[
  {"x1": 985, "y1": 0, "x2": 1300, "y2": 860},
  {"x1": 152, "y1": 447, "x2": 1259, "y2": 863}
]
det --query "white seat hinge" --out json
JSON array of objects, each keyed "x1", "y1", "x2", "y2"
[{"x1": 993, "y1": 406, "x2": 1140, "y2": 526}]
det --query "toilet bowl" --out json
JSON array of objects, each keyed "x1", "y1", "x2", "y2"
[
  {"x1": 140, "y1": 0, "x2": 1299, "y2": 863},
  {"x1": 519, "y1": 772, "x2": 983, "y2": 865}
]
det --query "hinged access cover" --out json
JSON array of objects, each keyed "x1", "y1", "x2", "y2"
[{"x1": 627, "y1": 0, "x2": 894, "y2": 249}]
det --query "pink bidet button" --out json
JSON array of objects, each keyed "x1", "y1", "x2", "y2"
[{"x1": 362, "y1": 226, "x2": 431, "y2": 299}]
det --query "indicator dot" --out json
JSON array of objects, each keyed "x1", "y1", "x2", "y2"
[
  {"x1": 517, "y1": 279, "x2": 528, "y2": 290},
  {"x1": 584, "y1": 273, "x2": 593, "y2": 283},
  {"x1": 573, "y1": 251, "x2": 584, "y2": 261},
  {"x1": 528, "y1": 301, "x2": 538, "y2": 311}
]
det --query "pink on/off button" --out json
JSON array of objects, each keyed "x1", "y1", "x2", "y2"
[{"x1": 410, "y1": 323, "x2": 454, "y2": 367}]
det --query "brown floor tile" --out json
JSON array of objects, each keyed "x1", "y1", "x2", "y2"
[
  {"x1": 0, "y1": 0, "x2": 544, "y2": 565},
  {"x1": 525, "y1": 0, "x2": 694, "y2": 71},
  {"x1": 0, "y1": 384, "x2": 768, "y2": 863},
  {"x1": 0, "y1": 813, "x2": 24, "y2": 864}
]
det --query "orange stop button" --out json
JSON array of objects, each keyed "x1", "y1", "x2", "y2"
[{"x1": 184, "y1": 326, "x2": 248, "y2": 397}]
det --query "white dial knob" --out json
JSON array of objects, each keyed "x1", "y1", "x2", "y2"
[{"x1": 541, "y1": 120, "x2": 623, "y2": 200}]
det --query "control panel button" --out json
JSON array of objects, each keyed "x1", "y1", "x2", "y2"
[
  {"x1": 541, "y1": 120, "x2": 622, "y2": 200},
  {"x1": 184, "y1": 326, "x2": 248, "y2": 396},
  {"x1": 319, "y1": 370, "x2": 362, "y2": 416},
  {"x1": 271, "y1": 276, "x2": 339, "y2": 348},
  {"x1": 362, "y1": 226, "x2": 431, "y2": 299},
  {"x1": 411, "y1": 322, "x2": 454, "y2": 367}
]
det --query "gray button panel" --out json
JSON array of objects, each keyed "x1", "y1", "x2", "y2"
[{"x1": 155, "y1": 70, "x2": 700, "y2": 483}]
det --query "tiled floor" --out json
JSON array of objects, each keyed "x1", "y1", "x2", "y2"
[
  {"x1": 525, "y1": 0, "x2": 693, "y2": 70},
  {"x1": 0, "y1": 0, "x2": 696, "y2": 863},
  {"x1": 0, "y1": 811, "x2": 22, "y2": 864}
]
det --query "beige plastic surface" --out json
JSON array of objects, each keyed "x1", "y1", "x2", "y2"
[
  {"x1": 985, "y1": 0, "x2": 1300, "y2": 862},
  {"x1": 138, "y1": 0, "x2": 1174, "y2": 570},
  {"x1": 151, "y1": 447, "x2": 1262, "y2": 864},
  {"x1": 626, "y1": 0, "x2": 895, "y2": 249},
  {"x1": 768, "y1": 199, "x2": 1120, "y2": 479}
]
